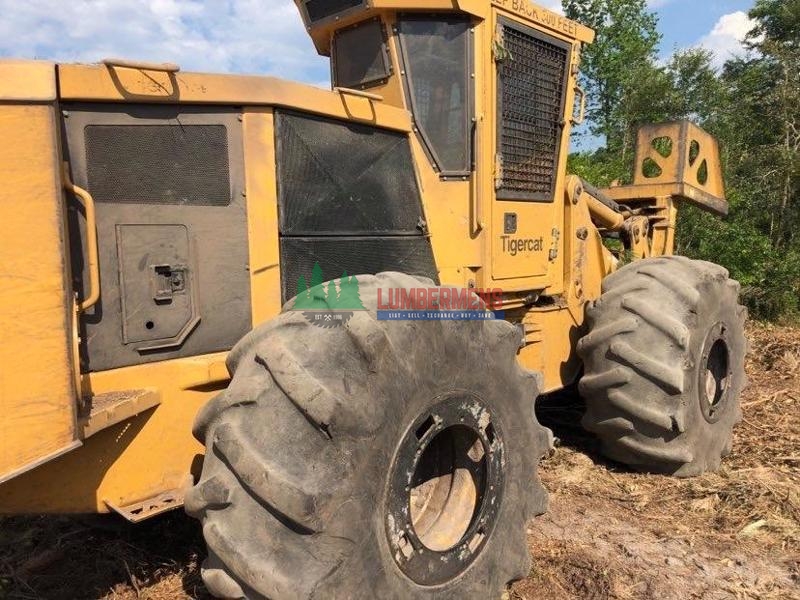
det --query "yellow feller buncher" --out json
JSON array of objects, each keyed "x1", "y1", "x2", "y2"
[{"x1": 0, "y1": 1, "x2": 746, "y2": 597}]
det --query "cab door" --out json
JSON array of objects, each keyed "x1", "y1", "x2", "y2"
[{"x1": 490, "y1": 14, "x2": 572, "y2": 285}]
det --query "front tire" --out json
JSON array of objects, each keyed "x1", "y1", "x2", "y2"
[
  {"x1": 186, "y1": 272, "x2": 550, "y2": 599},
  {"x1": 578, "y1": 256, "x2": 747, "y2": 477}
]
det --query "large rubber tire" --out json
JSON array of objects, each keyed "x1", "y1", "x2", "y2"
[
  {"x1": 577, "y1": 256, "x2": 747, "y2": 477},
  {"x1": 186, "y1": 272, "x2": 550, "y2": 599}
]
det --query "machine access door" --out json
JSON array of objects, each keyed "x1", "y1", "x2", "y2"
[
  {"x1": 491, "y1": 16, "x2": 571, "y2": 283},
  {"x1": 63, "y1": 105, "x2": 251, "y2": 372}
]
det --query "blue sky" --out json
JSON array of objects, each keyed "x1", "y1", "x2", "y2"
[
  {"x1": 656, "y1": 0, "x2": 756, "y2": 65},
  {"x1": 0, "y1": 1, "x2": 757, "y2": 87}
]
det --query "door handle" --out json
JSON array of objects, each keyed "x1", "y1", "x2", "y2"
[
  {"x1": 63, "y1": 164, "x2": 101, "y2": 312},
  {"x1": 572, "y1": 85, "x2": 587, "y2": 125}
]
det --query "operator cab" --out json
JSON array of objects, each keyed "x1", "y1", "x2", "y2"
[
  {"x1": 295, "y1": 0, "x2": 592, "y2": 181},
  {"x1": 295, "y1": 0, "x2": 594, "y2": 290}
]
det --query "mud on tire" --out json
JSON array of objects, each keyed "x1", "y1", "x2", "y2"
[
  {"x1": 186, "y1": 272, "x2": 550, "y2": 599},
  {"x1": 578, "y1": 256, "x2": 747, "y2": 477}
]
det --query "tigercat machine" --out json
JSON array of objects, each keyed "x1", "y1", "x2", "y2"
[{"x1": 0, "y1": 1, "x2": 745, "y2": 597}]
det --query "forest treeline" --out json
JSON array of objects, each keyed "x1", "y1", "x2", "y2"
[{"x1": 564, "y1": 0, "x2": 799, "y2": 321}]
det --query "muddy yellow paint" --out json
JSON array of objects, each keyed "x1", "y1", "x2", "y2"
[
  {"x1": 0, "y1": 100, "x2": 79, "y2": 483},
  {"x1": 0, "y1": 0, "x2": 721, "y2": 515},
  {"x1": 243, "y1": 109, "x2": 284, "y2": 326},
  {"x1": 0, "y1": 60, "x2": 56, "y2": 101}
]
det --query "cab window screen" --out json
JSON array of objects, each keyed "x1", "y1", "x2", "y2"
[
  {"x1": 398, "y1": 16, "x2": 472, "y2": 175},
  {"x1": 304, "y1": 0, "x2": 364, "y2": 23},
  {"x1": 333, "y1": 20, "x2": 391, "y2": 89}
]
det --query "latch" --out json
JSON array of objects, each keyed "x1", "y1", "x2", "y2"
[{"x1": 151, "y1": 264, "x2": 188, "y2": 304}]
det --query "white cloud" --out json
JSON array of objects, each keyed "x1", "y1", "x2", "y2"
[
  {"x1": 0, "y1": 1, "x2": 329, "y2": 82},
  {"x1": 540, "y1": 1, "x2": 564, "y2": 14},
  {"x1": 698, "y1": 11, "x2": 757, "y2": 68}
]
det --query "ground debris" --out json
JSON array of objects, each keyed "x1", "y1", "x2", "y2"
[{"x1": 1, "y1": 324, "x2": 798, "y2": 599}]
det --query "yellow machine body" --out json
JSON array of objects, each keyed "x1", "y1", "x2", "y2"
[{"x1": 0, "y1": 0, "x2": 726, "y2": 516}]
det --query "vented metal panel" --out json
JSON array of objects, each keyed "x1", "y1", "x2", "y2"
[
  {"x1": 304, "y1": 0, "x2": 364, "y2": 23},
  {"x1": 63, "y1": 105, "x2": 250, "y2": 372},
  {"x1": 276, "y1": 111, "x2": 425, "y2": 235},
  {"x1": 497, "y1": 21, "x2": 569, "y2": 201},
  {"x1": 280, "y1": 237, "x2": 438, "y2": 303},
  {"x1": 85, "y1": 124, "x2": 230, "y2": 205},
  {"x1": 333, "y1": 19, "x2": 391, "y2": 89}
]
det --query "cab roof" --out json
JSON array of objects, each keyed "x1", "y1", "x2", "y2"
[{"x1": 294, "y1": 0, "x2": 595, "y2": 55}]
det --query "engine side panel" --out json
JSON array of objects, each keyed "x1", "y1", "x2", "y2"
[{"x1": 62, "y1": 105, "x2": 252, "y2": 372}]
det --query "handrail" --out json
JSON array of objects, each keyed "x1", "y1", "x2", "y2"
[
  {"x1": 572, "y1": 85, "x2": 586, "y2": 125},
  {"x1": 102, "y1": 58, "x2": 180, "y2": 73},
  {"x1": 334, "y1": 87, "x2": 384, "y2": 102},
  {"x1": 470, "y1": 117, "x2": 485, "y2": 234},
  {"x1": 62, "y1": 164, "x2": 101, "y2": 312}
]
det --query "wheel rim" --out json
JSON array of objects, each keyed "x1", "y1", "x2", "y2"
[
  {"x1": 699, "y1": 323, "x2": 733, "y2": 423},
  {"x1": 385, "y1": 396, "x2": 504, "y2": 586}
]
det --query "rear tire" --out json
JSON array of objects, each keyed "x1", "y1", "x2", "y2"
[
  {"x1": 187, "y1": 272, "x2": 550, "y2": 599},
  {"x1": 578, "y1": 256, "x2": 747, "y2": 477}
]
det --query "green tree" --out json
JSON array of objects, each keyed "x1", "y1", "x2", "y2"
[
  {"x1": 310, "y1": 262, "x2": 325, "y2": 289},
  {"x1": 293, "y1": 263, "x2": 330, "y2": 310},
  {"x1": 565, "y1": 0, "x2": 800, "y2": 320},
  {"x1": 338, "y1": 274, "x2": 364, "y2": 310},
  {"x1": 662, "y1": 48, "x2": 724, "y2": 124},
  {"x1": 675, "y1": 2, "x2": 799, "y2": 319},
  {"x1": 294, "y1": 275, "x2": 313, "y2": 309},
  {"x1": 326, "y1": 279, "x2": 339, "y2": 308},
  {"x1": 563, "y1": 0, "x2": 665, "y2": 163},
  {"x1": 747, "y1": 0, "x2": 800, "y2": 251}
]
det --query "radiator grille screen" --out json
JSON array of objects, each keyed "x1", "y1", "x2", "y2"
[
  {"x1": 304, "y1": 0, "x2": 364, "y2": 23},
  {"x1": 498, "y1": 24, "x2": 569, "y2": 201},
  {"x1": 280, "y1": 237, "x2": 438, "y2": 303},
  {"x1": 85, "y1": 125, "x2": 231, "y2": 205},
  {"x1": 276, "y1": 111, "x2": 424, "y2": 235},
  {"x1": 275, "y1": 111, "x2": 437, "y2": 303}
]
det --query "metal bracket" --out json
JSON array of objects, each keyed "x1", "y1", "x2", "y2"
[{"x1": 104, "y1": 475, "x2": 191, "y2": 523}]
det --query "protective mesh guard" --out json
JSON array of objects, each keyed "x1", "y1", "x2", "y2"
[
  {"x1": 333, "y1": 20, "x2": 391, "y2": 89},
  {"x1": 276, "y1": 111, "x2": 425, "y2": 235},
  {"x1": 85, "y1": 125, "x2": 230, "y2": 205},
  {"x1": 304, "y1": 0, "x2": 364, "y2": 23},
  {"x1": 498, "y1": 24, "x2": 569, "y2": 201},
  {"x1": 280, "y1": 237, "x2": 438, "y2": 303}
]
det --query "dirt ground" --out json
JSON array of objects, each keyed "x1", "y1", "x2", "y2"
[{"x1": 1, "y1": 323, "x2": 798, "y2": 600}]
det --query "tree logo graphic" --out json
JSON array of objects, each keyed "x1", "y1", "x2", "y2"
[{"x1": 292, "y1": 263, "x2": 366, "y2": 327}]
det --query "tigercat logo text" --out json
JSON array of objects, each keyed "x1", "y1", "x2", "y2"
[{"x1": 501, "y1": 236, "x2": 545, "y2": 256}]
